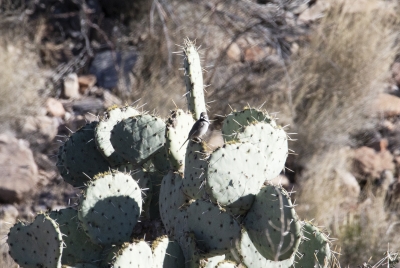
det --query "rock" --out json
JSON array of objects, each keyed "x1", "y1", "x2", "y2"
[
  {"x1": 46, "y1": 97, "x2": 65, "y2": 117},
  {"x1": 227, "y1": 43, "x2": 241, "y2": 62},
  {"x1": 244, "y1": 45, "x2": 271, "y2": 62},
  {"x1": 352, "y1": 146, "x2": 395, "y2": 181},
  {"x1": 89, "y1": 50, "x2": 137, "y2": 90},
  {"x1": 71, "y1": 97, "x2": 104, "y2": 113},
  {"x1": 34, "y1": 153, "x2": 58, "y2": 184},
  {"x1": 14, "y1": 116, "x2": 59, "y2": 152},
  {"x1": 0, "y1": 205, "x2": 18, "y2": 225},
  {"x1": 373, "y1": 93, "x2": 400, "y2": 117},
  {"x1": 78, "y1": 74, "x2": 97, "y2": 94},
  {"x1": 63, "y1": 73, "x2": 80, "y2": 99},
  {"x1": 0, "y1": 134, "x2": 39, "y2": 203}
]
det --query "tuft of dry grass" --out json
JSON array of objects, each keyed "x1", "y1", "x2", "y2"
[
  {"x1": 291, "y1": 0, "x2": 400, "y2": 266},
  {"x1": 290, "y1": 0, "x2": 398, "y2": 162},
  {"x1": 0, "y1": 38, "x2": 47, "y2": 132}
]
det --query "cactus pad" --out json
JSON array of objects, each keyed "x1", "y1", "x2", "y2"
[
  {"x1": 185, "y1": 200, "x2": 241, "y2": 256},
  {"x1": 107, "y1": 240, "x2": 153, "y2": 267},
  {"x1": 49, "y1": 208, "x2": 102, "y2": 265},
  {"x1": 295, "y1": 221, "x2": 331, "y2": 268},
  {"x1": 215, "y1": 261, "x2": 237, "y2": 268},
  {"x1": 78, "y1": 171, "x2": 142, "y2": 245},
  {"x1": 236, "y1": 122, "x2": 288, "y2": 181},
  {"x1": 239, "y1": 228, "x2": 294, "y2": 268},
  {"x1": 165, "y1": 109, "x2": 195, "y2": 171},
  {"x1": 183, "y1": 141, "x2": 208, "y2": 199},
  {"x1": 222, "y1": 108, "x2": 276, "y2": 142},
  {"x1": 206, "y1": 142, "x2": 268, "y2": 215},
  {"x1": 159, "y1": 171, "x2": 188, "y2": 236},
  {"x1": 95, "y1": 105, "x2": 140, "y2": 166},
  {"x1": 183, "y1": 39, "x2": 206, "y2": 120},
  {"x1": 152, "y1": 235, "x2": 185, "y2": 268},
  {"x1": 110, "y1": 114, "x2": 166, "y2": 165},
  {"x1": 57, "y1": 122, "x2": 111, "y2": 187},
  {"x1": 7, "y1": 213, "x2": 63, "y2": 268},
  {"x1": 243, "y1": 185, "x2": 301, "y2": 261}
]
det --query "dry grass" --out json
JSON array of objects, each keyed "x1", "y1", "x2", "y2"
[
  {"x1": 291, "y1": 0, "x2": 400, "y2": 266},
  {"x1": 0, "y1": 37, "x2": 47, "y2": 132},
  {"x1": 290, "y1": 0, "x2": 398, "y2": 162}
]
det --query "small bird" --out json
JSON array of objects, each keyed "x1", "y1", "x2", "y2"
[{"x1": 179, "y1": 112, "x2": 210, "y2": 150}]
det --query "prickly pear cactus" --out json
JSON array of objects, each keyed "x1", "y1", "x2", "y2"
[
  {"x1": 110, "y1": 114, "x2": 166, "y2": 165},
  {"x1": 206, "y1": 142, "x2": 268, "y2": 215},
  {"x1": 105, "y1": 240, "x2": 153, "y2": 267},
  {"x1": 49, "y1": 208, "x2": 102, "y2": 265},
  {"x1": 295, "y1": 221, "x2": 331, "y2": 268},
  {"x1": 78, "y1": 171, "x2": 142, "y2": 246},
  {"x1": 185, "y1": 200, "x2": 241, "y2": 256},
  {"x1": 183, "y1": 141, "x2": 208, "y2": 199},
  {"x1": 183, "y1": 39, "x2": 206, "y2": 120},
  {"x1": 222, "y1": 108, "x2": 276, "y2": 142},
  {"x1": 239, "y1": 229, "x2": 294, "y2": 268},
  {"x1": 159, "y1": 171, "x2": 188, "y2": 237},
  {"x1": 7, "y1": 213, "x2": 63, "y2": 268},
  {"x1": 243, "y1": 185, "x2": 301, "y2": 261},
  {"x1": 165, "y1": 109, "x2": 195, "y2": 171},
  {"x1": 56, "y1": 121, "x2": 111, "y2": 187},
  {"x1": 152, "y1": 235, "x2": 185, "y2": 268},
  {"x1": 95, "y1": 105, "x2": 140, "y2": 166},
  {"x1": 7, "y1": 38, "x2": 337, "y2": 268}
]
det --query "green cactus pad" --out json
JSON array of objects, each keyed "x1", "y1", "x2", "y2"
[
  {"x1": 206, "y1": 142, "x2": 268, "y2": 215},
  {"x1": 236, "y1": 122, "x2": 288, "y2": 181},
  {"x1": 49, "y1": 208, "x2": 102, "y2": 266},
  {"x1": 222, "y1": 108, "x2": 276, "y2": 142},
  {"x1": 95, "y1": 105, "x2": 140, "y2": 166},
  {"x1": 110, "y1": 114, "x2": 166, "y2": 165},
  {"x1": 239, "y1": 228, "x2": 294, "y2": 268},
  {"x1": 151, "y1": 148, "x2": 171, "y2": 174},
  {"x1": 129, "y1": 169, "x2": 153, "y2": 220},
  {"x1": 294, "y1": 221, "x2": 331, "y2": 268},
  {"x1": 57, "y1": 122, "x2": 111, "y2": 187},
  {"x1": 107, "y1": 240, "x2": 153, "y2": 267},
  {"x1": 183, "y1": 141, "x2": 208, "y2": 199},
  {"x1": 183, "y1": 39, "x2": 206, "y2": 120},
  {"x1": 152, "y1": 235, "x2": 185, "y2": 268},
  {"x1": 178, "y1": 232, "x2": 201, "y2": 268},
  {"x1": 159, "y1": 171, "x2": 189, "y2": 236},
  {"x1": 243, "y1": 185, "x2": 301, "y2": 261},
  {"x1": 165, "y1": 109, "x2": 195, "y2": 171},
  {"x1": 78, "y1": 171, "x2": 142, "y2": 246},
  {"x1": 7, "y1": 213, "x2": 63, "y2": 268},
  {"x1": 185, "y1": 200, "x2": 241, "y2": 256}
]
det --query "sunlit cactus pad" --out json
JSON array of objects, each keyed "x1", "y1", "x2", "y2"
[
  {"x1": 183, "y1": 141, "x2": 208, "y2": 199},
  {"x1": 206, "y1": 142, "x2": 268, "y2": 215},
  {"x1": 78, "y1": 171, "x2": 142, "y2": 246},
  {"x1": 222, "y1": 108, "x2": 276, "y2": 142},
  {"x1": 165, "y1": 109, "x2": 195, "y2": 171},
  {"x1": 95, "y1": 105, "x2": 140, "y2": 166}
]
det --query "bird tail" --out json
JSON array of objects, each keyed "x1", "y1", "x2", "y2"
[{"x1": 179, "y1": 139, "x2": 189, "y2": 150}]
